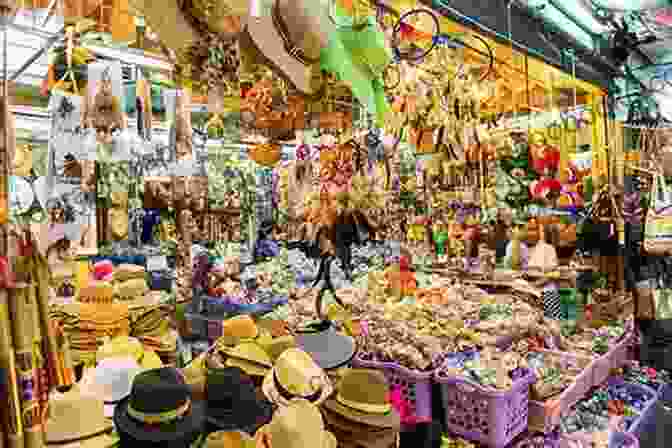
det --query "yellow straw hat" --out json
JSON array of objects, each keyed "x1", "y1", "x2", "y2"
[
  {"x1": 97, "y1": 336, "x2": 162, "y2": 369},
  {"x1": 262, "y1": 348, "x2": 332, "y2": 407},
  {"x1": 222, "y1": 342, "x2": 272, "y2": 377},
  {"x1": 255, "y1": 399, "x2": 337, "y2": 448},
  {"x1": 44, "y1": 386, "x2": 113, "y2": 444},
  {"x1": 204, "y1": 430, "x2": 255, "y2": 448}
]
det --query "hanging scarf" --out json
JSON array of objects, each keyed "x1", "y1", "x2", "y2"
[{"x1": 321, "y1": 6, "x2": 391, "y2": 126}]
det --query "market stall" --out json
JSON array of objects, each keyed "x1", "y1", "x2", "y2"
[{"x1": 1, "y1": 1, "x2": 672, "y2": 448}]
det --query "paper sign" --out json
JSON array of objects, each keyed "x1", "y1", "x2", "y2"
[{"x1": 147, "y1": 256, "x2": 168, "y2": 271}]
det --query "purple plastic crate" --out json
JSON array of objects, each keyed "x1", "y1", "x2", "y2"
[
  {"x1": 559, "y1": 379, "x2": 656, "y2": 448},
  {"x1": 560, "y1": 431, "x2": 639, "y2": 448},
  {"x1": 434, "y1": 368, "x2": 536, "y2": 448},
  {"x1": 626, "y1": 381, "x2": 667, "y2": 438},
  {"x1": 352, "y1": 354, "x2": 433, "y2": 425},
  {"x1": 593, "y1": 333, "x2": 634, "y2": 386},
  {"x1": 528, "y1": 351, "x2": 596, "y2": 432}
]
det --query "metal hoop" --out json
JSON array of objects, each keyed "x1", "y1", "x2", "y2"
[{"x1": 391, "y1": 8, "x2": 440, "y2": 62}]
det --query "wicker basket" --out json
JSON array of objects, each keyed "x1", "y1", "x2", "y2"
[{"x1": 249, "y1": 143, "x2": 282, "y2": 168}]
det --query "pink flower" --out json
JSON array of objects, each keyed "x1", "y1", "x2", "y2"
[{"x1": 646, "y1": 367, "x2": 657, "y2": 379}]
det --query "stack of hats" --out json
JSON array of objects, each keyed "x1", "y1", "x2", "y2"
[
  {"x1": 50, "y1": 303, "x2": 130, "y2": 364},
  {"x1": 139, "y1": 330, "x2": 179, "y2": 366},
  {"x1": 321, "y1": 369, "x2": 401, "y2": 448},
  {"x1": 113, "y1": 264, "x2": 149, "y2": 301},
  {"x1": 77, "y1": 280, "x2": 114, "y2": 304}
]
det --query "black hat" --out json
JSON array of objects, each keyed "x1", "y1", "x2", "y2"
[
  {"x1": 295, "y1": 321, "x2": 356, "y2": 370},
  {"x1": 113, "y1": 367, "x2": 205, "y2": 444},
  {"x1": 206, "y1": 367, "x2": 273, "y2": 434}
]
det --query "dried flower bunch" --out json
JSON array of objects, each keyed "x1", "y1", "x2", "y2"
[
  {"x1": 174, "y1": 93, "x2": 194, "y2": 161},
  {"x1": 174, "y1": 0, "x2": 241, "y2": 92},
  {"x1": 83, "y1": 74, "x2": 125, "y2": 144}
]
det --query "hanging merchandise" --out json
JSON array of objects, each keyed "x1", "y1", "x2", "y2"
[{"x1": 644, "y1": 174, "x2": 672, "y2": 255}]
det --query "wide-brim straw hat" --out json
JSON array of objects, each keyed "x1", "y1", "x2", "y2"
[
  {"x1": 44, "y1": 386, "x2": 114, "y2": 444},
  {"x1": 244, "y1": 0, "x2": 334, "y2": 96},
  {"x1": 254, "y1": 399, "x2": 337, "y2": 448},
  {"x1": 262, "y1": 348, "x2": 333, "y2": 407},
  {"x1": 97, "y1": 336, "x2": 163, "y2": 370},
  {"x1": 323, "y1": 369, "x2": 401, "y2": 429},
  {"x1": 221, "y1": 342, "x2": 272, "y2": 377},
  {"x1": 78, "y1": 357, "x2": 143, "y2": 417}
]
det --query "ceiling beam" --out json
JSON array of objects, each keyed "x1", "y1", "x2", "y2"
[{"x1": 9, "y1": 26, "x2": 62, "y2": 81}]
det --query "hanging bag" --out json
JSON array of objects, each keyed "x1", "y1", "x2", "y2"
[{"x1": 644, "y1": 175, "x2": 672, "y2": 255}]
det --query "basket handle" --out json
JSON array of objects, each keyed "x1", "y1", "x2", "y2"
[{"x1": 454, "y1": 380, "x2": 477, "y2": 394}]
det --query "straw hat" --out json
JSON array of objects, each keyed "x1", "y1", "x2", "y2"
[
  {"x1": 244, "y1": 0, "x2": 334, "y2": 96},
  {"x1": 222, "y1": 342, "x2": 272, "y2": 377},
  {"x1": 44, "y1": 387, "x2": 113, "y2": 444},
  {"x1": 97, "y1": 336, "x2": 163, "y2": 370},
  {"x1": 255, "y1": 399, "x2": 337, "y2": 448},
  {"x1": 47, "y1": 434, "x2": 118, "y2": 448},
  {"x1": 205, "y1": 431, "x2": 255, "y2": 448},
  {"x1": 221, "y1": 315, "x2": 259, "y2": 341},
  {"x1": 324, "y1": 369, "x2": 400, "y2": 428},
  {"x1": 262, "y1": 348, "x2": 333, "y2": 407},
  {"x1": 77, "y1": 280, "x2": 114, "y2": 304},
  {"x1": 78, "y1": 357, "x2": 142, "y2": 417},
  {"x1": 260, "y1": 335, "x2": 297, "y2": 362}
]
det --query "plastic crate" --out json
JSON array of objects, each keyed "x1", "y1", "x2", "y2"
[
  {"x1": 627, "y1": 381, "x2": 668, "y2": 438},
  {"x1": 560, "y1": 430, "x2": 639, "y2": 448},
  {"x1": 593, "y1": 333, "x2": 634, "y2": 386},
  {"x1": 560, "y1": 380, "x2": 656, "y2": 448},
  {"x1": 528, "y1": 351, "x2": 596, "y2": 432},
  {"x1": 434, "y1": 368, "x2": 536, "y2": 448},
  {"x1": 352, "y1": 354, "x2": 433, "y2": 425}
]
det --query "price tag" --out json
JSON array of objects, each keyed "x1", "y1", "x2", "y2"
[{"x1": 147, "y1": 256, "x2": 168, "y2": 272}]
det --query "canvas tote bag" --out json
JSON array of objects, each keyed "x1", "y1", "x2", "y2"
[{"x1": 644, "y1": 175, "x2": 672, "y2": 255}]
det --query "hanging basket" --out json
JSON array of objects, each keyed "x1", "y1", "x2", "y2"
[{"x1": 249, "y1": 143, "x2": 282, "y2": 168}]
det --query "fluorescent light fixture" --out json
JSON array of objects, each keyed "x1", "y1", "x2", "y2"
[
  {"x1": 84, "y1": 45, "x2": 173, "y2": 71},
  {"x1": 593, "y1": 0, "x2": 670, "y2": 11},
  {"x1": 543, "y1": 6, "x2": 596, "y2": 50},
  {"x1": 571, "y1": 1, "x2": 610, "y2": 32},
  {"x1": 13, "y1": 8, "x2": 63, "y2": 33},
  {"x1": 654, "y1": 90, "x2": 672, "y2": 121}
]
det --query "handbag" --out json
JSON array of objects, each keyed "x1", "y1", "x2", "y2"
[{"x1": 644, "y1": 175, "x2": 672, "y2": 255}]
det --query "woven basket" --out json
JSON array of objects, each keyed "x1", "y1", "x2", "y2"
[{"x1": 250, "y1": 143, "x2": 282, "y2": 168}]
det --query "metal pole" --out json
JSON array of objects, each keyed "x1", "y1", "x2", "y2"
[
  {"x1": 2, "y1": 12, "x2": 8, "y2": 257},
  {"x1": 9, "y1": 28, "x2": 63, "y2": 81}
]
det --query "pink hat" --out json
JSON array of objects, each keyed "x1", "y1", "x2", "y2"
[{"x1": 93, "y1": 260, "x2": 114, "y2": 281}]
